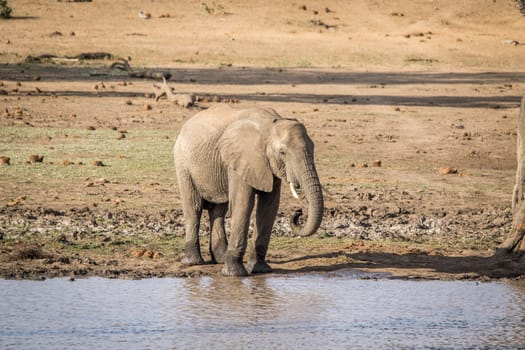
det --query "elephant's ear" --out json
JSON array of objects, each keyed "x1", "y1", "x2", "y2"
[{"x1": 219, "y1": 120, "x2": 273, "y2": 192}]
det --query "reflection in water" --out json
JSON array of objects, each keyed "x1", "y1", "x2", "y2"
[{"x1": 0, "y1": 275, "x2": 524, "y2": 349}]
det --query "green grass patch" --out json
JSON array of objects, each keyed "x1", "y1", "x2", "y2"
[{"x1": 0, "y1": 126, "x2": 177, "y2": 186}]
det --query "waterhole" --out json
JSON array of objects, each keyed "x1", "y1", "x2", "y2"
[{"x1": 1, "y1": 272, "x2": 524, "y2": 349}]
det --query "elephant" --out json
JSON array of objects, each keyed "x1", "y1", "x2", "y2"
[{"x1": 174, "y1": 105, "x2": 324, "y2": 276}]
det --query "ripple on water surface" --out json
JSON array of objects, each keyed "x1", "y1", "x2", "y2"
[{"x1": 0, "y1": 273, "x2": 524, "y2": 349}]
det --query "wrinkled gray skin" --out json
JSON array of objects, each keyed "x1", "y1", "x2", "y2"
[{"x1": 174, "y1": 105, "x2": 323, "y2": 276}]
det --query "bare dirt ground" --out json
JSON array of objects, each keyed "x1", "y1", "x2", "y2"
[{"x1": 1, "y1": 0, "x2": 525, "y2": 280}]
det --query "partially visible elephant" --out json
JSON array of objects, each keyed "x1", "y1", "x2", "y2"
[{"x1": 174, "y1": 105, "x2": 323, "y2": 276}]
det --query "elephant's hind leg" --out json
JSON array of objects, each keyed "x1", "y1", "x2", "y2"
[
  {"x1": 178, "y1": 174, "x2": 205, "y2": 266},
  {"x1": 208, "y1": 203, "x2": 228, "y2": 264}
]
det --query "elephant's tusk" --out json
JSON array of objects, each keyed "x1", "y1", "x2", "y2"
[{"x1": 290, "y1": 182, "x2": 299, "y2": 199}]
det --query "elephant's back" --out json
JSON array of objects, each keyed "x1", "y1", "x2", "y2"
[
  {"x1": 185, "y1": 105, "x2": 241, "y2": 130},
  {"x1": 174, "y1": 105, "x2": 281, "y2": 157},
  {"x1": 174, "y1": 105, "x2": 240, "y2": 165}
]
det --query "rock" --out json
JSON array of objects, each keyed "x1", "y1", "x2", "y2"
[
  {"x1": 138, "y1": 11, "x2": 151, "y2": 19},
  {"x1": 63, "y1": 160, "x2": 75, "y2": 166},
  {"x1": 143, "y1": 103, "x2": 152, "y2": 110},
  {"x1": 174, "y1": 93, "x2": 195, "y2": 108},
  {"x1": 0, "y1": 156, "x2": 10, "y2": 165},
  {"x1": 372, "y1": 160, "x2": 382, "y2": 167},
  {"x1": 55, "y1": 234, "x2": 67, "y2": 243},
  {"x1": 143, "y1": 250, "x2": 154, "y2": 258},
  {"x1": 153, "y1": 251, "x2": 163, "y2": 259},
  {"x1": 501, "y1": 39, "x2": 520, "y2": 46},
  {"x1": 131, "y1": 249, "x2": 146, "y2": 258},
  {"x1": 87, "y1": 126, "x2": 96, "y2": 130},
  {"x1": 439, "y1": 166, "x2": 458, "y2": 175},
  {"x1": 94, "y1": 178, "x2": 109, "y2": 185},
  {"x1": 92, "y1": 160, "x2": 105, "y2": 167},
  {"x1": 29, "y1": 155, "x2": 44, "y2": 163}
]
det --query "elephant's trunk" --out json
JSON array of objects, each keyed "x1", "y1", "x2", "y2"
[{"x1": 289, "y1": 157, "x2": 324, "y2": 237}]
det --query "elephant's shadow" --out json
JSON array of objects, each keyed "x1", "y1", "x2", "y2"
[{"x1": 268, "y1": 250, "x2": 524, "y2": 279}]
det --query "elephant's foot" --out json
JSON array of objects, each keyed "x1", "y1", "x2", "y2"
[
  {"x1": 181, "y1": 251, "x2": 205, "y2": 266},
  {"x1": 221, "y1": 263, "x2": 248, "y2": 277},
  {"x1": 246, "y1": 259, "x2": 272, "y2": 274},
  {"x1": 221, "y1": 252, "x2": 248, "y2": 277}
]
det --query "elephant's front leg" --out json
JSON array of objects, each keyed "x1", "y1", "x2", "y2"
[
  {"x1": 221, "y1": 172, "x2": 255, "y2": 277},
  {"x1": 247, "y1": 178, "x2": 281, "y2": 274}
]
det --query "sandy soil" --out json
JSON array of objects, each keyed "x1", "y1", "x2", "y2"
[{"x1": 1, "y1": 0, "x2": 525, "y2": 280}]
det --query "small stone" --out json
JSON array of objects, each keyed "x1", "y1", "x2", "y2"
[
  {"x1": 29, "y1": 155, "x2": 44, "y2": 163},
  {"x1": 94, "y1": 178, "x2": 109, "y2": 185},
  {"x1": 63, "y1": 160, "x2": 75, "y2": 166},
  {"x1": 117, "y1": 133, "x2": 126, "y2": 140},
  {"x1": 143, "y1": 104, "x2": 152, "y2": 110},
  {"x1": 92, "y1": 160, "x2": 105, "y2": 167},
  {"x1": 125, "y1": 100, "x2": 132, "y2": 105},
  {"x1": 131, "y1": 249, "x2": 146, "y2": 258},
  {"x1": 153, "y1": 251, "x2": 163, "y2": 259},
  {"x1": 0, "y1": 156, "x2": 10, "y2": 165},
  {"x1": 87, "y1": 126, "x2": 96, "y2": 130},
  {"x1": 55, "y1": 234, "x2": 67, "y2": 243},
  {"x1": 439, "y1": 166, "x2": 458, "y2": 175},
  {"x1": 143, "y1": 250, "x2": 154, "y2": 259},
  {"x1": 372, "y1": 160, "x2": 382, "y2": 167}
]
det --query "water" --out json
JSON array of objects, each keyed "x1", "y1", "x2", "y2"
[{"x1": 1, "y1": 272, "x2": 524, "y2": 349}]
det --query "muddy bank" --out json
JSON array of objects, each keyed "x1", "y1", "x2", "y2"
[
  {"x1": 0, "y1": 191, "x2": 512, "y2": 248},
  {"x1": 0, "y1": 194, "x2": 521, "y2": 281}
]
